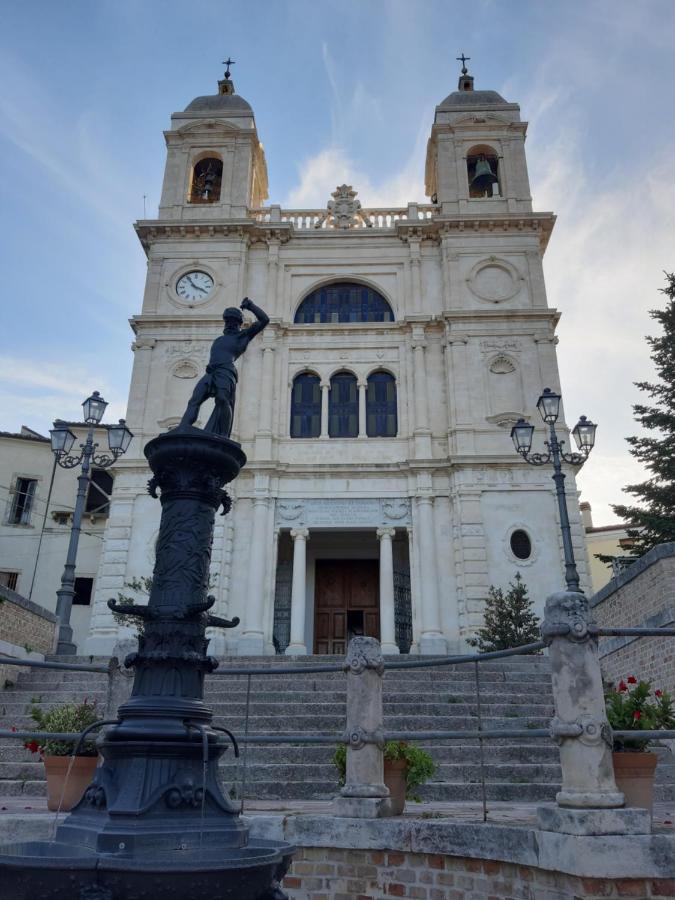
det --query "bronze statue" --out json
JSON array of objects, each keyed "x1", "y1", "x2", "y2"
[{"x1": 178, "y1": 297, "x2": 269, "y2": 437}]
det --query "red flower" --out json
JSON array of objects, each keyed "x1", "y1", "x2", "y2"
[
  {"x1": 655, "y1": 690, "x2": 663, "y2": 698},
  {"x1": 618, "y1": 680, "x2": 628, "y2": 692},
  {"x1": 633, "y1": 710, "x2": 642, "y2": 720},
  {"x1": 24, "y1": 740, "x2": 40, "y2": 754},
  {"x1": 627, "y1": 676, "x2": 637, "y2": 684}
]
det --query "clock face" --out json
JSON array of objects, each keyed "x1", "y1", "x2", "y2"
[{"x1": 176, "y1": 270, "x2": 214, "y2": 301}]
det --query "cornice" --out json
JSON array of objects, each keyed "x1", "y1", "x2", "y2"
[
  {"x1": 134, "y1": 219, "x2": 292, "y2": 255},
  {"x1": 396, "y1": 211, "x2": 556, "y2": 253},
  {"x1": 134, "y1": 210, "x2": 555, "y2": 256}
]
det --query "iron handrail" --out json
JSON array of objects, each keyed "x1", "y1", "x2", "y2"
[
  {"x1": 0, "y1": 657, "x2": 110, "y2": 673},
  {"x1": 2, "y1": 626, "x2": 672, "y2": 680},
  {"x1": 3, "y1": 727, "x2": 675, "y2": 746}
]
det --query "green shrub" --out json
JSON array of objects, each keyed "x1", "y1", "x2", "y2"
[
  {"x1": 333, "y1": 741, "x2": 435, "y2": 800},
  {"x1": 26, "y1": 699, "x2": 100, "y2": 757}
]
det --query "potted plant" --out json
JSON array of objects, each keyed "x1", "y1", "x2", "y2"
[
  {"x1": 333, "y1": 740, "x2": 436, "y2": 815},
  {"x1": 24, "y1": 698, "x2": 100, "y2": 811},
  {"x1": 604, "y1": 676, "x2": 674, "y2": 814}
]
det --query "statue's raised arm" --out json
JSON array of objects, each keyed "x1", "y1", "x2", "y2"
[
  {"x1": 239, "y1": 296, "x2": 269, "y2": 345},
  {"x1": 178, "y1": 298, "x2": 269, "y2": 439}
]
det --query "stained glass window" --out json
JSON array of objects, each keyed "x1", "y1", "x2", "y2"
[
  {"x1": 290, "y1": 373, "x2": 321, "y2": 438},
  {"x1": 329, "y1": 372, "x2": 358, "y2": 438},
  {"x1": 366, "y1": 372, "x2": 397, "y2": 437},
  {"x1": 294, "y1": 282, "x2": 394, "y2": 324}
]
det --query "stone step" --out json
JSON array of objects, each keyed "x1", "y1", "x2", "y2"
[
  {"x1": 45, "y1": 653, "x2": 552, "y2": 668},
  {"x1": 2, "y1": 712, "x2": 553, "y2": 733},
  {"x1": 0, "y1": 699, "x2": 553, "y2": 727},
  {"x1": 0, "y1": 741, "x2": 563, "y2": 765}
]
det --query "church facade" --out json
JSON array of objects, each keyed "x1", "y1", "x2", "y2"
[{"x1": 84, "y1": 66, "x2": 590, "y2": 657}]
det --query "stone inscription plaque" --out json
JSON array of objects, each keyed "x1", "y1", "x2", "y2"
[{"x1": 275, "y1": 498, "x2": 411, "y2": 528}]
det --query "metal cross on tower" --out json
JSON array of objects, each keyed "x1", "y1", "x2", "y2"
[
  {"x1": 222, "y1": 56, "x2": 236, "y2": 78},
  {"x1": 456, "y1": 53, "x2": 471, "y2": 74}
]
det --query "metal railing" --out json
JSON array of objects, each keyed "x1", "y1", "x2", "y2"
[{"x1": 1, "y1": 624, "x2": 674, "y2": 820}]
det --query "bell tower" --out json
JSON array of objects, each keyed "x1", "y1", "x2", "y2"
[
  {"x1": 158, "y1": 61, "x2": 268, "y2": 219},
  {"x1": 425, "y1": 60, "x2": 532, "y2": 215}
]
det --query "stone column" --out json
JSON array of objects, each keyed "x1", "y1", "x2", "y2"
[
  {"x1": 333, "y1": 637, "x2": 392, "y2": 818},
  {"x1": 320, "y1": 382, "x2": 330, "y2": 438},
  {"x1": 537, "y1": 590, "x2": 650, "y2": 836},
  {"x1": 286, "y1": 528, "x2": 309, "y2": 655},
  {"x1": 416, "y1": 495, "x2": 447, "y2": 655},
  {"x1": 239, "y1": 495, "x2": 269, "y2": 655},
  {"x1": 376, "y1": 528, "x2": 399, "y2": 655},
  {"x1": 358, "y1": 380, "x2": 367, "y2": 438}
]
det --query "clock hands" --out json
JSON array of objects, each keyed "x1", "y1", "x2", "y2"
[{"x1": 186, "y1": 275, "x2": 208, "y2": 294}]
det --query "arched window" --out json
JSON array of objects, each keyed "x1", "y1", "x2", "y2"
[
  {"x1": 290, "y1": 373, "x2": 321, "y2": 438},
  {"x1": 189, "y1": 157, "x2": 223, "y2": 203},
  {"x1": 329, "y1": 372, "x2": 358, "y2": 438},
  {"x1": 467, "y1": 146, "x2": 501, "y2": 198},
  {"x1": 294, "y1": 282, "x2": 394, "y2": 324},
  {"x1": 366, "y1": 371, "x2": 397, "y2": 437}
]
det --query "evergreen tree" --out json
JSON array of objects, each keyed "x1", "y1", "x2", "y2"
[
  {"x1": 468, "y1": 573, "x2": 540, "y2": 652},
  {"x1": 611, "y1": 272, "x2": 675, "y2": 556}
]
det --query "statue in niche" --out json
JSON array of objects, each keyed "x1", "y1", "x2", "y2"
[{"x1": 178, "y1": 298, "x2": 269, "y2": 438}]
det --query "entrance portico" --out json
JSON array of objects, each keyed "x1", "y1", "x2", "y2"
[{"x1": 272, "y1": 503, "x2": 412, "y2": 656}]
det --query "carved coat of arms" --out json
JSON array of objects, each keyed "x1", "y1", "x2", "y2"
[{"x1": 315, "y1": 185, "x2": 372, "y2": 230}]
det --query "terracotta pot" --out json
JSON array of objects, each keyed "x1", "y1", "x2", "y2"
[
  {"x1": 612, "y1": 750, "x2": 658, "y2": 814},
  {"x1": 43, "y1": 755, "x2": 99, "y2": 812},
  {"x1": 384, "y1": 758, "x2": 407, "y2": 816}
]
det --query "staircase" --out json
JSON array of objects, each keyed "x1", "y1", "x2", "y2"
[{"x1": 1, "y1": 655, "x2": 673, "y2": 803}]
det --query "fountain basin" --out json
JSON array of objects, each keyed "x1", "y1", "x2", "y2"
[{"x1": 0, "y1": 839, "x2": 294, "y2": 900}]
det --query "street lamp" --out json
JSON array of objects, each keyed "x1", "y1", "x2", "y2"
[
  {"x1": 510, "y1": 388, "x2": 597, "y2": 593},
  {"x1": 50, "y1": 392, "x2": 133, "y2": 654}
]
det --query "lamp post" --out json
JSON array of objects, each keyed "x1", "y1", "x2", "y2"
[
  {"x1": 510, "y1": 388, "x2": 597, "y2": 592},
  {"x1": 50, "y1": 391, "x2": 133, "y2": 655}
]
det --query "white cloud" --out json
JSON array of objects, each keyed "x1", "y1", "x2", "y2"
[
  {"x1": 0, "y1": 53, "x2": 141, "y2": 234},
  {"x1": 0, "y1": 357, "x2": 127, "y2": 434},
  {"x1": 524, "y1": 82, "x2": 675, "y2": 524}
]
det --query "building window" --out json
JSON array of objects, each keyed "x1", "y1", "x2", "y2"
[
  {"x1": 0, "y1": 571, "x2": 19, "y2": 591},
  {"x1": 73, "y1": 577, "x2": 94, "y2": 606},
  {"x1": 86, "y1": 469, "x2": 113, "y2": 516},
  {"x1": 366, "y1": 371, "x2": 397, "y2": 437},
  {"x1": 8, "y1": 477, "x2": 37, "y2": 525},
  {"x1": 510, "y1": 529, "x2": 532, "y2": 560},
  {"x1": 294, "y1": 282, "x2": 394, "y2": 324},
  {"x1": 189, "y1": 157, "x2": 223, "y2": 203},
  {"x1": 329, "y1": 372, "x2": 358, "y2": 438},
  {"x1": 290, "y1": 373, "x2": 321, "y2": 438},
  {"x1": 467, "y1": 148, "x2": 501, "y2": 198}
]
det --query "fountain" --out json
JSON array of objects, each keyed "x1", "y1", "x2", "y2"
[{"x1": 0, "y1": 300, "x2": 294, "y2": 898}]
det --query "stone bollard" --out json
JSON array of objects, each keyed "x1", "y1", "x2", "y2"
[
  {"x1": 103, "y1": 642, "x2": 135, "y2": 718},
  {"x1": 537, "y1": 590, "x2": 650, "y2": 835},
  {"x1": 332, "y1": 636, "x2": 393, "y2": 818}
]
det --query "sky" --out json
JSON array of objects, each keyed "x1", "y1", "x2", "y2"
[{"x1": 1, "y1": 0, "x2": 674, "y2": 525}]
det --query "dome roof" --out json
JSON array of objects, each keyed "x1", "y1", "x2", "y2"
[
  {"x1": 184, "y1": 92, "x2": 252, "y2": 114},
  {"x1": 438, "y1": 88, "x2": 508, "y2": 108},
  {"x1": 184, "y1": 76, "x2": 252, "y2": 114}
]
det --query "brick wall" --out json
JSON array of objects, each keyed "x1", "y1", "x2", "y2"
[
  {"x1": 0, "y1": 587, "x2": 56, "y2": 687},
  {"x1": 282, "y1": 847, "x2": 675, "y2": 899},
  {"x1": 591, "y1": 543, "x2": 675, "y2": 694}
]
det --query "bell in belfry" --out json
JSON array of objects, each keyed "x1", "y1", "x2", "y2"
[{"x1": 471, "y1": 156, "x2": 498, "y2": 193}]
